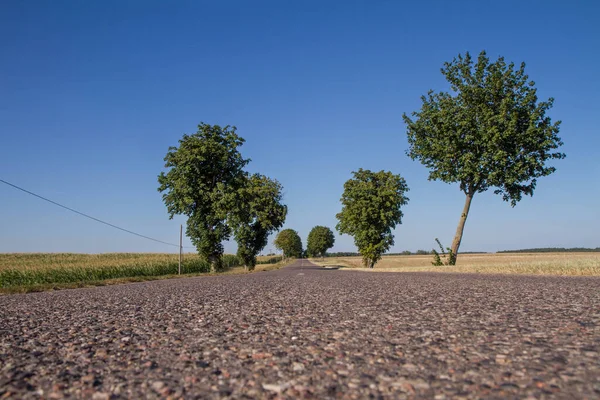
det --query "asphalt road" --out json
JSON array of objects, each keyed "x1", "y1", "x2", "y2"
[{"x1": 1, "y1": 260, "x2": 599, "y2": 399}]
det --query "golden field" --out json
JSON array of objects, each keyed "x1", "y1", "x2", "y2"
[{"x1": 310, "y1": 252, "x2": 600, "y2": 276}]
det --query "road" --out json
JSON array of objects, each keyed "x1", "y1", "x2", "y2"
[{"x1": 1, "y1": 260, "x2": 599, "y2": 399}]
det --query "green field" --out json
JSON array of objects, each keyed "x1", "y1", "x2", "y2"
[{"x1": 0, "y1": 253, "x2": 285, "y2": 293}]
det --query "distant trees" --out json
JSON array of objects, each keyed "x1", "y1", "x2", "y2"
[
  {"x1": 497, "y1": 247, "x2": 600, "y2": 253},
  {"x1": 404, "y1": 51, "x2": 565, "y2": 263},
  {"x1": 158, "y1": 123, "x2": 286, "y2": 272},
  {"x1": 274, "y1": 229, "x2": 303, "y2": 258},
  {"x1": 326, "y1": 252, "x2": 360, "y2": 257},
  {"x1": 306, "y1": 226, "x2": 335, "y2": 258},
  {"x1": 336, "y1": 169, "x2": 409, "y2": 268}
]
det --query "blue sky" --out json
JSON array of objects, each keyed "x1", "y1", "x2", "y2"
[{"x1": 1, "y1": 0, "x2": 598, "y2": 254}]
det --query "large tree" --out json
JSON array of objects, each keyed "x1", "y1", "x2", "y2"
[
  {"x1": 274, "y1": 229, "x2": 303, "y2": 259},
  {"x1": 403, "y1": 51, "x2": 565, "y2": 262},
  {"x1": 228, "y1": 174, "x2": 287, "y2": 270},
  {"x1": 306, "y1": 226, "x2": 335, "y2": 258},
  {"x1": 336, "y1": 169, "x2": 409, "y2": 268},
  {"x1": 158, "y1": 123, "x2": 249, "y2": 272}
]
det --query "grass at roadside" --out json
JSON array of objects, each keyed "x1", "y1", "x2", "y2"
[
  {"x1": 0, "y1": 253, "x2": 292, "y2": 294},
  {"x1": 310, "y1": 252, "x2": 600, "y2": 276}
]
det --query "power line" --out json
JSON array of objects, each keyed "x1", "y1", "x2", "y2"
[{"x1": 1, "y1": 178, "x2": 187, "y2": 248}]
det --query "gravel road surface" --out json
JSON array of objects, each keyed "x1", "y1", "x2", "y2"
[{"x1": 1, "y1": 260, "x2": 599, "y2": 399}]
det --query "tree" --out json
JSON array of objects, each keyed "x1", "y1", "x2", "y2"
[
  {"x1": 158, "y1": 123, "x2": 249, "y2": 272},
  {"x1": 274, "y1": 229, "x2": 303, "y2": 258},
  {"x1": 403, "y1": 51, "x2": 565, "y2": 262},
  {"x1": 228, "y1": 174, "x2": 287, "y2": 270},
  {"x1": 306, "y1": 226, "x2": 335, "y2": 258},
  {"x1": 336, "y1": 169, "x2": 409, "y2": 268}
]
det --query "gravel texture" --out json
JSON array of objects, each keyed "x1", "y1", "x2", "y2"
[{"x1": 1, "y1": 259, "x2": 599, "y2": 399}]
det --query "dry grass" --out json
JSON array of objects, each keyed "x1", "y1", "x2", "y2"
[{"x1": 310, "y1": 252, "x2": 600, "y2": 276}]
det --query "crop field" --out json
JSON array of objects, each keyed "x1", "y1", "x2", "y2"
[
  {"x1": 311, "y1": 252, "x2": 600, "y2": 276},
  {"x1": 0, "y1": 253, "x2": 285, "y2": 293}
]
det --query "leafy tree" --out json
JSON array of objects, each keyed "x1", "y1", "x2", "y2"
[
  {"x1": 274, "y1": 229, "x2": 303, "y2": 258},
  {"x1": 306, "y1": 226, "x2": 335, "y2": 258},
  {"x1": 404, "y1": 51, "x2": 565, "y2": 262},
  {"x1": 228, "y1": 174, "x2": 287, "y2": 270},
  {"x1": 158, "y1": 123, "x2": 249, "y2": 272},
  {"x1": 336, "y1": 169, "x2": 409, "y2": 268}
]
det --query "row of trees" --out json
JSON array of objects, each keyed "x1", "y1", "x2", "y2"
[
  {"x1": 157, "y1": 124, "x2": 287, "y2": 271},
  {"x1": 273, "y1": 226, "x2": 336, "y2": 259},
  {"x1": 158, "y1": 51, "x2": 564, "y2": 270}
]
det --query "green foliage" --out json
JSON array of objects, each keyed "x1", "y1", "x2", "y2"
[
  {"x1": 324, "y1": 252, "x2": 360, "y2": 257},
  {"x1": 256, "y1": 256, "x2": 284, "y2": 265},
  {"x1": 431, "y1": 238, "x2": 456, "y2": 266},
  {"x1": 336, "y1": 169, "x2": 409, "y2": 268},
  {"x1": 306, "y1": 226, "x2": 335, "y2": 258},
  {"x1": 157, "y1": 123, "x2": 249, "y2": 271},
  {"x1": 403, "y1": 51, "x2": 565, "y2": 258},
  {"x1": 400, "y1": 250, "x2": 412, "y2": 256},
  {"x1": 415, "y1": 250, "x2": 429, "y2": 255},
  {"x1": 227, "y1": 174, "x2": 287, "y2": 270},
  {"x1": 221, "y1": 254, "x2": 243, "y2": 268},
  {"x1": 274, "y1": 229, "x2": 303, "y2": 258}
]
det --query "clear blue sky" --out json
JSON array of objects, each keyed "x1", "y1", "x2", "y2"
[{"x1": 1, "y1": 0, "x2": 598, "y2": 254}]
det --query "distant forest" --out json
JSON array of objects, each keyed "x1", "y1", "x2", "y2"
[{"x1": 497, "y1": 247, "x2": 600, "y2": 253}]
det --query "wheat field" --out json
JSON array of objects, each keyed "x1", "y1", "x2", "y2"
[{"x1": 311, "y1": 252, "x2": 600, "y2": 276}]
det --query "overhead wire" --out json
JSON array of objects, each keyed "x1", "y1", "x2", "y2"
[{"x1": 0, "y1": 178, "x2": 193, "y2": 248}]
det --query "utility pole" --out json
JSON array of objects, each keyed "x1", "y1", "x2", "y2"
[{"x1": 179, "y1": 224, "x2": 183, "y2": 275}]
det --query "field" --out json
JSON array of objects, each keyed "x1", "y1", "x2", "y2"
[
  {"x1": 0, "y1": 253, "x2": 286, "y2": 293},
  {"x1": 310, "y1": 252, "x2": 600, "y2": 276}
]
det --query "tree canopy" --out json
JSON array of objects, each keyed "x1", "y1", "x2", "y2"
[
  {"x1": 403, "y1": 51, "x2": 565, "y2": 261},
  {"x1": 274, "y1": 229, "x2": 303, "y2": 258},
  {"x1": 158, "y1": 123, "x2": 249, "y2": 271},
  {"x1": 227, "y1": 174, "x2": 287, "y2": 270},
  {"x1": 336, "y1": 169, "x2": 409, "y2": 268},
  {"x1": 306, "y1": 226, "x2": 335, "y2": 258}
]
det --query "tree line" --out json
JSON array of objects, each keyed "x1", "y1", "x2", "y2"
[
  {"x1": 497, "y1": 248, "x2": 600, "y2": 253},
  {"x1": 158, "y1": 51, "x2": 565, "y2": 270}
]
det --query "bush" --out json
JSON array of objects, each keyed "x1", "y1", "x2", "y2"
[
  {"x1": 431, "y1": 238, "x2": 456, "y2": 266},
  {"x1": 256, "y1": 256, "x2": 283, "y2": 265}
]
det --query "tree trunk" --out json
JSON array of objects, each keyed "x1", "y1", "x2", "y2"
[
  {"x1": 208, "y1": 255, "x2": 219, "y2": 273},
  {"x1": 450, "y1": 192, "x2": 474, "y2": 263}
]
